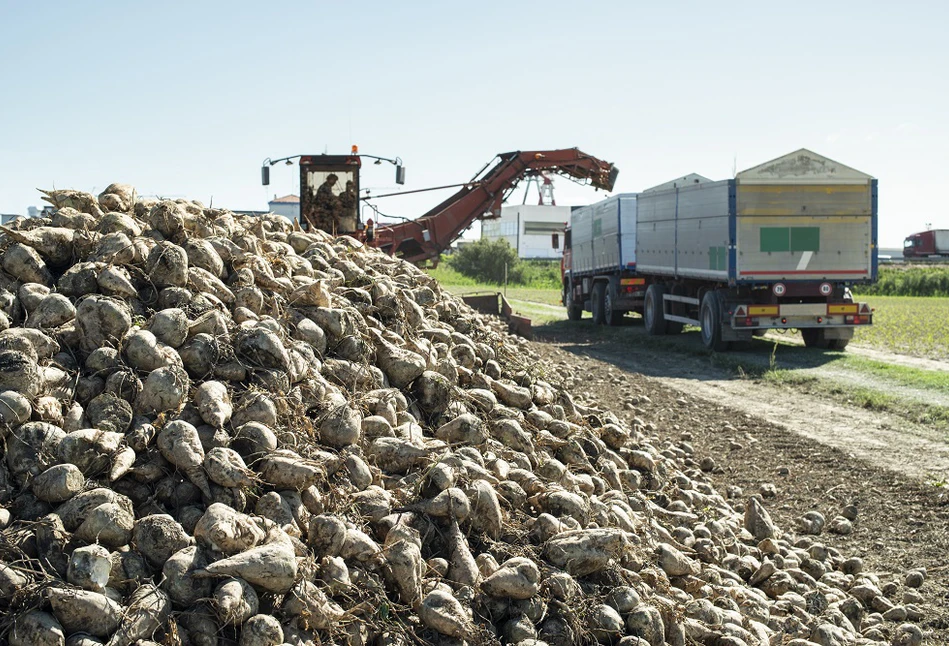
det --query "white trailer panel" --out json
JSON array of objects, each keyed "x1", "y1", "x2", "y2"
[
  {"x1": 936, "y1": 230, "x2": 949, "y2": 253},
  {"x1": 568, "y1": 194, "x2": 638, "y2": 274}
]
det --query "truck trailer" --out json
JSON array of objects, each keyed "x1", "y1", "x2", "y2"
[
  {"x1": 562, "y1": 149, "x2": 876, "y2": 351},
  {"x1": 903, "y1": 229, "x2": 949, "y2": 258}
]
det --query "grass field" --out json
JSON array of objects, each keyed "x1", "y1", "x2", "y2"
[{"x1": 851, "y1": 295, "x2": 949, "y2": 361}]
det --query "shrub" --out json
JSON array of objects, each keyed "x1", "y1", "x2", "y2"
[
  {"x1": 447, "y1": 238, "x2": 522, "y2": 285},
  {"x1": 854, "y1": 265, "x2": 949, "y2": 297}
]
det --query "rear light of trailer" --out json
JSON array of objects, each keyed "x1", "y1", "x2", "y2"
[
  {"x1": 735, "y1": 317, "x2": 757, "y2": 327},
  {"x1": 845, "y1": 315, "x2": 868, "y2": 324}
]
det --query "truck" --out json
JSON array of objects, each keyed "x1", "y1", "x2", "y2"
[
  {"x1": 262, "y1": 148, "x2": 617, "y2": 266},
  {"x1": 903, "y1": 229, "x2": 949, "y2": 258},
  {"x1": 562, "y1": 149, "x2": 877, "y2": 351}
]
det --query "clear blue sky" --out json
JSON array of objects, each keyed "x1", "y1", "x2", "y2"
[{"x1": 1, "y1": 1, "x2": 945, "y2": 246}]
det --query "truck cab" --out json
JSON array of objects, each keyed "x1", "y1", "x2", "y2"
[{"x1": 903, "y1": 230, "x2": 949, "y2": 258}]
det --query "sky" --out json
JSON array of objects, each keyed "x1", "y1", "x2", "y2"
[{"x1": 1, "y1": 1, "x2": 946, "y2": 247}]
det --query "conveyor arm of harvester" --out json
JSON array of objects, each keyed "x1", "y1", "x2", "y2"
[{"x1": 372, "y1": 148, "x2": 617, "y2": 265}]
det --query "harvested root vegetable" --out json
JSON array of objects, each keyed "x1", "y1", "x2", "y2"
[
  {"x1": 194, "y1": 380, "x2": 232, "y2": 428},
  {"x1": 156, "y1": 419, "x2": 211, "y2": 498},
  {"x1": 105, "y1": 584, "x2": 171, "y2": 646},
  {"x1": 32, "y1": 463, "x2": 85, "y2": 503},
  {"x1": 466, "y1": 478, "x2": 502, "y2": 539},
  {"x1": 59, "y1": 428, "x2": 124, "y2": 476},
  {"x1": 383, "y1": 524, "x2": 424, "y2": 605},
  {"x1": 48, "y1": 586, "x2": 122, "y2": 637},
  {"x1": 67, "y1": 544, "x2": 112, "y2": 592},
  {"x1": 75, "y1": 501, "x2": 134, "y2": 549},
  {"x1": 0, "y1": 562, "x2": 28, "y2": 599},
  {"x1": 256, "y1": 449, "x2": 324, "y2": 490},
  {"x1": 205, "y1": 446, "x2": 255, "y2": 488},
  {"x1": 446, "y1": 518, "x2": 480, "y2": 587},
  {"x1": 9, "y1": 610, "x2": 66, "y2": 646},
  {"x1": 238, "y1": 614, "x2": 283, "y2": 646},
  {"x1": 282, "y1": 579, "x2": 345, "y2": 630},
  {"x1": 162, "y1": 545, "x2": 214, "y2": 605},
  {"x1": 481, "y1": 557, "x2": 540, "y2": 600},
  {"x1": 136, "y1": 365, "x2": 190, "y2": 415},
  {"x1": 197, "y1": 535, "x2": 298, "y2": 593},
  {"x1": 0, "y1": 350, "x2": 42, "y2": 398},
  {"x1": 544, "y1": 528, "x2": 630, "y2": 577},
  {"x1": 419, "y1": 588, "x2": 471, "y2": 638},
  {"x1": 214, "y1": 577, "x2": 259, "y2": 626},
  {"x1": 194, "y1": 503, "x2": 266, "y2": 554},
  {"x1": 132, "y1": 514, "x2": 193, "y2": 569},
  {"x1": 0, "y1": 388, "x2": 31, "y2": 425},
  {"x1": 318, "y1": 403, "x2": 361, "y2": 448}
]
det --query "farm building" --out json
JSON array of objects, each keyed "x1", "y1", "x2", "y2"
[{"x1": 481, "y1": 204, "x2": 572, "y2": 259}]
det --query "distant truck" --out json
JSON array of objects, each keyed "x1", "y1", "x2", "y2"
[
  {"x1": 562, "y1": 149, "x2": 876, "y2": 351},
  {"x1": 903, "y1": 229, "x2": 949, "y2": 258}
]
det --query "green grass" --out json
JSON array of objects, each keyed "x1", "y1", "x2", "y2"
[
  {"x1": 763, "y1": 369, "x2": 949, "y2": 430},
  {"x1": 427, "y1": 263, "x2": 482, "y2": 287},
  {"x1": 838, "y1": 356, "x2": 949, "y2": 389},
  {"x1": 850, "y1": 295, "x2": 949, "y2": 361}
]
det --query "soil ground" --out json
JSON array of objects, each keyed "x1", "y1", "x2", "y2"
[{"x1": 530, "y1": 321, "x2": 949, "y2": 644}]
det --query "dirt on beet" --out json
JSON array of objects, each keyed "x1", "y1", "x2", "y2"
[{"x1": 532, "y1": 323, "x2": 949, "y2": 644}]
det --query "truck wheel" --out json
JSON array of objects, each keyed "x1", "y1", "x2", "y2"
[
  {"x1": 828, "y1": 338, "x2": 850, "y2": 350},
  {"x1": 801, "y1": 329, "x2": 831, "y2": 349},
  {"x1": 644, "y1": 284, "x2": 667, "y2": 335},
  {"x1": 604, "y1": 288, "x2": 624, "y2": 326},
  {"x1": 565, "y1": 284, "x2": 582, "y2": 321},
  {"x1": 592, "y1": 282, "x2": 606, "y2": 325},
  {"x1": 700, "y1": 291, "x2": 730, "y2": 351}
]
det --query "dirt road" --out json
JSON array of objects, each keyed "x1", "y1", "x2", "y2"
[{"x1": 530, "y1": 321, "x2": 949, "y2": 642}]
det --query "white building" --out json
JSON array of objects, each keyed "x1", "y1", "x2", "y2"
[
  {"x1": 268, "y1": 194, "x2": 300, "y2": 222},
  {"x1": 481, "y1": 205, "x2": 572, "y2": 259}
]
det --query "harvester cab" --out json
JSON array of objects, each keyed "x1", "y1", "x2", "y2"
[{"x1": 261, "y1": 146, "x2": 404, "y2": 234}]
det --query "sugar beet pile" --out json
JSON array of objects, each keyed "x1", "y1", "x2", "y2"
[{"x1": 0, "y1": 184, "x2": 927, "y2": 646}]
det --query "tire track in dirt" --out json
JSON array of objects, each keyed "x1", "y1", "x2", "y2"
[{"x1": 539, "y1": 329, "x2": 949, "y2": 482}]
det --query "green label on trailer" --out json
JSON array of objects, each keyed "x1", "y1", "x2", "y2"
[
  {"x1": 760, "y1": 227, "x2": 820, "y2": 253},
  {"x1": 708, "y1": 246, "x2": 727, "y2": 270}
]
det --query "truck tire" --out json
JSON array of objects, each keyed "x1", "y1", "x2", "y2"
[
  {"x1": 802, "y1": 329, "x2": 850, "y2": 350},
  {"x1": 565, "y1": 283, "x2": 582, "y2": 321},
  {"x1": 604, "y1": 287, "x2": 624, "y2": 326},
  {"x1": 592, "y1": 282, "x2": 606, "y2": 325},
  {"x1": 700, "y1": 291, "x2": 730, "y2": 352},
  {"x1": 644, "y1": 284, "x2": 667, "y2": 336},
  {"x1": 801, "y1": 329, "x2": 830, "y2": 349}
]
